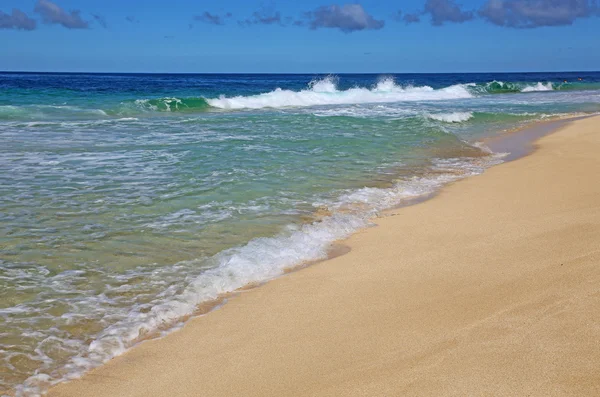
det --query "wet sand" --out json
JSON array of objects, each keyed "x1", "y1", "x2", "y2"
[{"x1": 49, "y1": 116, "x2": 600, "y2": 397}]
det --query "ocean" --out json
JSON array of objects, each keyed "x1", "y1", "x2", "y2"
[{"x1": 1, "y1": 71, "x2": 600, "y2": 395}]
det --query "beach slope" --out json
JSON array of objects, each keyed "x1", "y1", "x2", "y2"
[{"x1": 50, "y1": 116, "x2": 600, "y2": 396}]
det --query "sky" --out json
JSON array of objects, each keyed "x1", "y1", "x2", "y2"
[{"x1": 1, "y1": 0, "x2": 599, "y2": 73}]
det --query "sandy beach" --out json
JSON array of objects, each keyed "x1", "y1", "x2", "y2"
[{"x1": 48, "y1": 116, "x2": 600, "y2": 396}]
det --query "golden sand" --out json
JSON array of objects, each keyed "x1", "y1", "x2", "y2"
[{"x1": 49, "y1": 116, "x2": 600, "y2": 397}]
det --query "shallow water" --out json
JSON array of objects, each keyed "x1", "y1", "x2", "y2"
[{"x1": 1, "y1": 72, "x2": 600, "y2": 395}]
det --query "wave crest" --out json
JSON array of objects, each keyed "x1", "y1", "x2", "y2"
[
  {"x1": 466, "y1": 80, "x2": 555, "y2": 94},
  {"x1": 521, "y1": 82, "x2": 554, "y2": 92},
  {"x1": 131, "y1": 97, "x2": 211, "y2": 112},
  {"x1": 206, "y1": 76, "x2": 473, "y2": 110},
  {"x1": 427, "y1": 112, "x2": 474, "y2": 123}
]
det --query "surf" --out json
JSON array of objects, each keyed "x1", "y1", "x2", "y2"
[{"x1": 206, "y1": 77, "x2": 474, "y2": 110}]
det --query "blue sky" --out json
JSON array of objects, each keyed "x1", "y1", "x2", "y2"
[{"x1": 1, "y1": 0, "x2": 599, "y2": 73}]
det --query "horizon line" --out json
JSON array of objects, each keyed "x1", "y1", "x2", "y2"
[{"x1": 1, "y1": 70, "x2": 599, "y2": 76}]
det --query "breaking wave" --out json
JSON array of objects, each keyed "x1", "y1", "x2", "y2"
[
  {"x1": 206, "y1": 77, "x2": 474, "y2": 109},
  {"x1": 130, "y1": 97, "x2": 211, "y2": 112},
  {"x1": 426, "y1": 112, "x2": 474, "y2": 123},
  {"x1": 466, "y1": 81, "x2": 556, "y2": 94},
  {"x1": 2, "y1": 79, "x2": 598, "y2": 121},
  {"x1": 124, "y1": 79, "x2": 597, "y2": 113},
  {"x1": 521, "y1": 82, "x2": 554, "y2": 92}
]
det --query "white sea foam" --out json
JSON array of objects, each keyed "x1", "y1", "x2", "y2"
[
  {"x1": 4, "y1": 118, "x2": 140, "y2": 129},
  {"x1": 521, "y1": 82, "x2": 554, "y2": 92},
  {"x1": 44, "y1": 105, "x2": 109, "y2": 115},
  {"x1": 207, "y1": 77, "x2": 473, "y2": 110},
  {"x1": 311, "y1": 105, "x2": 415, "y2": 118},
  {"x1": 134, "y1": 97, "x2": 184, "y2": 112},
  {"x1": 426, "y1": 112, "x2": 474, "y2": 123},
  {"x1": 16, "y1": 149, "x2": 506, "y2": 397}
]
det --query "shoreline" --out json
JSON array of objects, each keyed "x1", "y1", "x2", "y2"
[
  {"x1": 48, "y1": 115, "x2": 600, "y2": 396},
  {"x1": 484, "y1": 114, "x2": 591, "y2": 161}
]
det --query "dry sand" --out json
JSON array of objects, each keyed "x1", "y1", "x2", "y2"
[{"x1": 49, "y1": 116, "x2": 600, "y2": 396}]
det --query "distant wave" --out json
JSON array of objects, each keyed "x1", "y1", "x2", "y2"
[
  {"x1": 466, "y1": 80, "x2": 556, "y2": 94},
  {"x1": 0, "y1": 104, "x2": 108, "y2": 120},
  {"x1": 98, "y1": 80, "x2": 600, "y2": 115},
  {"x1": 127, "y1": 79, "x2": 594, "y2": 113},
  {"x1": 206, "y1": 76, "x2": 474, "y2": 110}
]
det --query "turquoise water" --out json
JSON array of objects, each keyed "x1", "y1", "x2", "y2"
[{"x1": 1, "y1": 72, "x2": 600, "y2": 395}]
